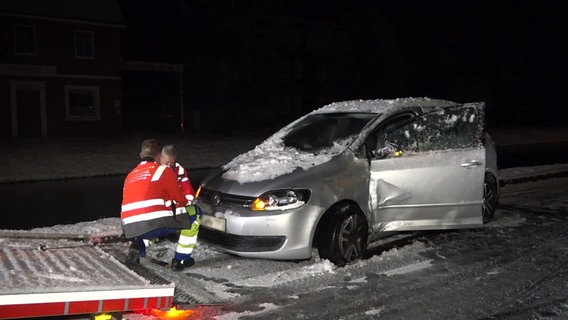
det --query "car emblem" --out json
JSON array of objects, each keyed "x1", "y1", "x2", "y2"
[{"x1": 212, "y1": 192, "x2": 221, "y2": 206}]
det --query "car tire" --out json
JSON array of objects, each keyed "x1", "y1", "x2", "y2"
[
  {"x1": 483, "y1": 172, "x2": 498, "y2": 224},
  {"x1": 317, "y1": 204, "x2": 368, "y2": 267}
]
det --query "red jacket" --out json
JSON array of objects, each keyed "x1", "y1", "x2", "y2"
[
  {"x1": 172, "y1": 162, "x2": 196, "y2": 202},
  {"x1": 121, "y1": 160, "x2": 190, "y2": 239}
]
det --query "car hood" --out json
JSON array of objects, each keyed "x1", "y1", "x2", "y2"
[
  {"x1": 220, "y1": 132, "x2": 351, "y2": 178},
  {"x1": 202, "y1": 152, "x2": 352, "y2": 197}
]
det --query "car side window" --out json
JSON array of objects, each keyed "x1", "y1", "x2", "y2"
[
  {"x1": 361, "y1": 113, "x2": 414, "y2": 159},
  {"x1": 388, "y1": 105, "x2": 483, "y2": 153}
]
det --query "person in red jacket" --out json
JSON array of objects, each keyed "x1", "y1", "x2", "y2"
[
  {"x1": 121, "y1": 139, "x2": 200, "y2": 270},
  {"x1": 160, "y1": 144, "x2": 201, "y2": 259},
  {"x1": 160, "y1": 144, "x2": 196, "y2": 203}
]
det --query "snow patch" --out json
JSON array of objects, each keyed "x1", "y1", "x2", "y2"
[
  {"x1": 485, "y1": 210, "x2": 526, "y2": 228},
  {"x1": 232, "y1": 259, "x2": 336, "y2": 287},
  {"x1": 382, "y1": 259, "x2": 433, "y2": 276},
  {"x1": 365, "y1": 306, "x2": 385, "y2": 316},
  {"x1": 218, "y1": 302, "x2": 281, "y2": 320}
]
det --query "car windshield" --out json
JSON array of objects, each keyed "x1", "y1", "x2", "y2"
[{"x1": 282, "y1": 112, "x2": 377, "y2": 152}]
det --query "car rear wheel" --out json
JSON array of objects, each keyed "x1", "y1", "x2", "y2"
[
  {"x1": 483, "y1": 172, "x2": 498, "y2": 224},
  {"x1": 317, "y1": 205, "x2": 368, "y2": 267}
]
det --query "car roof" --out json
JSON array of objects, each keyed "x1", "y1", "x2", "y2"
[{"x1": 311, "y1": 97, "x2": 460, "y2": 115}]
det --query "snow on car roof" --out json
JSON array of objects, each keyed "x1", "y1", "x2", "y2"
[{"x1": 312, "y1": 97, "x2": 459, "y2": 114}]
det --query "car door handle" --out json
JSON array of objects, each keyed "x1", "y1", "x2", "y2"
[{"x1": 461, "y1": 160, "x2": 482, "y2": 168}]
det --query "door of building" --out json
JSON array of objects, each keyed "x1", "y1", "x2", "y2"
[
  {"x1": 16, "y1": 88, "x2": 41, "y2": 137},
  {"x1": 10, "y1": 81, "x2": 46, "y2": 138}
]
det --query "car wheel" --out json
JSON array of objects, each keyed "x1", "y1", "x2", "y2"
[
  {"x1": 483, "y1": 172, "x2": 498, "y2": 224},
  {"x1": 317, "y1": 205, "x2": 368, "y2": 267}
]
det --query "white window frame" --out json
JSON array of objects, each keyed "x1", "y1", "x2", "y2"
[
  {"x1": 65, "y1": 85, "x2": 100, "y2": 121},
  {"x1": 13, "y1": 24, "x2": 37, "y2": 56},
  {"x1": 74, "y1": 30, "x2": 95, "y2": 59}
]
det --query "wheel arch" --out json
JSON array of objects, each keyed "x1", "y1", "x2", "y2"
[
  {"x1": 482, "y1": 170, "x2": 500, "y2": 224},
  {"x1": 485, "y1": 168, "x2": 500, "y2": 195},
  {"x1": 312, "y1": 199, "x2": 368, "y2": 248}
]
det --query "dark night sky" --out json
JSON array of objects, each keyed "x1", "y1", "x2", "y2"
[{"x1": 116, "y1": 1, "x2": 567, "y2": 130}]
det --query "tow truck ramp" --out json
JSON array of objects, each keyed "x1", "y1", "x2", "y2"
[
  {"x1": 123, "y1": 259, "x2": 224, "y2": 306},
  {"x1": 0, "y1": 230, "x2": 220, "y2": 319}
]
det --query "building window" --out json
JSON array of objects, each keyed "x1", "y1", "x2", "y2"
[
  {"x1": 13, "y1": 24, "x2": 36, "y2": 55},
  {"x1": 65, "y1": 86, "x2": 100, "y2": 120},
  {"x1": 74, "y1": 30, "x2": 94, "y2": 59}
]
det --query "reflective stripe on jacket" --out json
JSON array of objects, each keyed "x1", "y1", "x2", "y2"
[
  {"x1": 174, "y1": 162, "x2": 196, "y2": 202},
  {"x1": 121, "y1": 161, "x2": 190, "y2": 239}
]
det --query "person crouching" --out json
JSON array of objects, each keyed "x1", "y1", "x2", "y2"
[{"x1": 121, "y1": 139, "x2": 201, "y2": 271}]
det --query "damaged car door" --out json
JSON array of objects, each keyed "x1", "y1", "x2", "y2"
[{"x1": 367, "y1": 103, "x2": 486, "y2": 232}]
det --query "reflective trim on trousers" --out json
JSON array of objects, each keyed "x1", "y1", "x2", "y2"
[
  {"x1": 175, "y1": 245, "x2": 194, "y2": 255},
  {"x1": 176, "y1": 221, "x2": 200, "y2": 255},
  {"x1": 178, "y1": 233, "x2": 197, "y2": 246}
]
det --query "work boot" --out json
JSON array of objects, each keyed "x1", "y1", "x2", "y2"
[
  {"x1": 171, "y1": 257, "x2": 195, "y2": 271},
  {"x1": 126, "y1": 248, "x2": 140, "y2": 264},
  {"x1": 125, "y1": 239, "x2": 145, "y2": 264}
]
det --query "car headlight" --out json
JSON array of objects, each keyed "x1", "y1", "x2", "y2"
[{"x1": 251, "y1": 189, "x2": 311, "y2": 211}]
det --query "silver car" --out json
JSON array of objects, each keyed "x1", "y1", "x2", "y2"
[{"x1": 195, "y1": 98, "x2": 499, "y2": 266}]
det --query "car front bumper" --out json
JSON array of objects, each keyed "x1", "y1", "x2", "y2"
[{"x1": 196, "y1": 200, "x2": 322, "y2": 260}]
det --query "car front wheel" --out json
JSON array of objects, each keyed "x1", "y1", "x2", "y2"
[
  {"x1": 483, "y1": 172, "x2": 499, "y2": 224},
  {"x1": 317, "y1": 205, "x2": 368, "y2": 267}
]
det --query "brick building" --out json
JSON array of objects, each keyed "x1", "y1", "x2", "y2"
[{"x1": 0, "y1": 0, "x2": 125, "y2": 138}]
